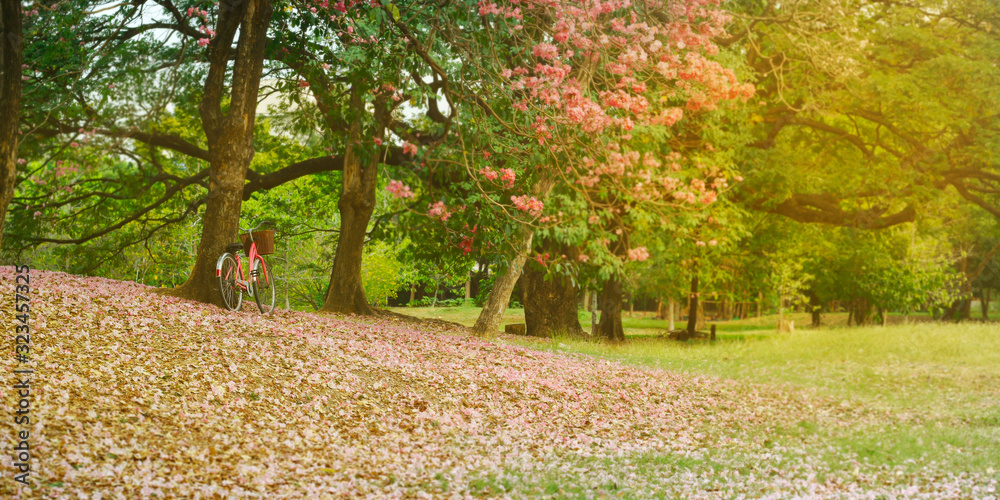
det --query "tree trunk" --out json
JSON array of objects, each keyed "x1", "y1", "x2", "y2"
[
  {"x1": 597, "y1": 276, "x2": 625, "y2": 342},
  {"x1": 320, "y1": 90, "x2": 380, "y2": 315},
  {"x1": 283, "y1": 237, "x2": 290, "y2": 310},
  {"x1": 163, "y1": 0, "x2": 273, "y2": 306},
  {"x1": 777, "y1": 295, "x2": 786, "y2": 332},
  {"x1": 854, "y1": 298, "x2": 871, "y2": 325},
  {"x1": 464, "y1": 271, "x2": 472, "y2": 305},
  {"x1": 983, "y1": 289, "x2": 991, "y2": 321},
  {"x1": 522, "y1": 261, "x2": 583, "y2": 338},
  {"x1": 471, "y1": 228, "x2": 535, "y2": 336},
  {"x1": 0, "y1": 0, "x2": 23, "y2": 250},
  {"x1": 471, "y1": 178, "x2": 554, "y2": 336},
  {"x1": 809, "y1": 290, "x2": 822, "y2": 327},
  {"x1": 941, "y1": 253, "x2": 972, "y2": 322},
  {"x1": 668, "y1": 296, "x2": 675, "y2": 331},
  {"x1": 696, "y1": 300, "x2": 706, "y2": 330},
  {"x1": 686, "y1": 275, "x2": 699, "y2": 338},
  {"x1": 756, "y1": 292, "x2": 762, "y2": 318},
  {"x1": 590, "y1": 292, "x2": 599, "y2": 334}
]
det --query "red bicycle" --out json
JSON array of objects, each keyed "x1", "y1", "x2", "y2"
[{"x1": 216, "y1": 221, "x2": 276, "y2": 313}]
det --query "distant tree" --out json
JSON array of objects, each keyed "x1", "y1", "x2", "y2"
[{"x1": 734, "y1": 0, "x2": 1000, "y2": 229}]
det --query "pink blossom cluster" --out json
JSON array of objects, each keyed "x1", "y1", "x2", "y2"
[
  {"x1": 511, "y1": 195, "x2": 544, "y2": 216},
  {"x1": 428, "y1": 200, "x2": 451, "y2": 221},
  {"x1": 478, "y1": 0, "x2": 755, "y2": 212},
  {"x1": 477, "y1": 1, "x2": 523, "y2": 19},
  {"x1": 185, "y1": 7, "x2": 216, "y2": 46},
  {"x1": 54, "y1": 164, "x2": 80, "y2": 177},
  {"x1": 627, "y1": 246, "x2": 650, "y2": 261},
  {"x1": 533, "y1": 252, "x2": 551, "y2": 267},
  {"x1": 650, "y1": 107, "x2": 684, "y2": 127},
  {"x1": 499, "y1": 168, "x2": 515, "y2": 187},
  {"x1": 385, "y1": 180, "x2": 414, "y2": 199},
  {"x1": 532, "y1": 43, "x2": 559, "y2": 60},
  {"x1": 402, "y1": 142, "x2": 418, "y2": 156},
  {"x1": 480, "y1": 167, "x2": 516, "y2": 188},
  {"x1": 480, "y1": 166, "x2": 499, "y2": 181}
]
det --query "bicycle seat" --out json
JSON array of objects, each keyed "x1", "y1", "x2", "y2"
[{"x1": 226, "y1": 243, "x2": 244, "y2": 254}]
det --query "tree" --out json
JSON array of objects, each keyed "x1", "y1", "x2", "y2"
[
  {"x1": 0, "y1": 0, "x2": 23, "y2": 249},
  {"x1": 733, "y1": 0, "x2": 1000, "y2": 230},
  {"x1": 405, "y1": 0, "x2": 755, "y2": 338},
  {"x1": 161, "y1": 0, "x2": 275, "y2": 305},
  {"x1": 263, "y1": 0, "x2": 468, "y2": 315},
  {"x1": 768, "y1": 253, "x2": 812, "y2": 332},
  {"x1": 9, "y1": 2, "x2": 409, "y2": 311}
]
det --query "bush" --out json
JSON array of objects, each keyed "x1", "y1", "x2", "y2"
[
  {"x1": 408, "y1": 296, "x2": 468, "y2": 307},
  {"x1": 362, "y1": 241, "x2": 404, "y2": 307}
]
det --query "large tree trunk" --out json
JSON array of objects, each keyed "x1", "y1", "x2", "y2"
[
  {"x1": 522, "y1": 259, "x2": 583, "y2": 338},
  {"x1": 0, "y1": 0, "x2": 23, "y2": 250},
  {"x1": 471, "y1": 228, "x2": 535, "y2": 336},
  {"x1": 164, "y1": 0, "x2": 273, "y2": 306},
  {"x1": 852, "y1": 297, "x2": 872, "y2": 325},
  {"x1": 597, "y1": 276, "x2": 625, "y2": 342},
  {"x1": 320, "y1": 89, "x2": 380, "y2": 315},
  {"x1": 983, "y1": 288, "x2": 991, "y2": 321}
]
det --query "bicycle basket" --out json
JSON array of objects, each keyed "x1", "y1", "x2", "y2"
[{"x1": 240, "y1": 230, "x2": 275, "y2": 256}]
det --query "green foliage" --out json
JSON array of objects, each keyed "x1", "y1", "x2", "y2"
[
  {"x1": 361, "y1": 241, "x2": 406, "y2": 307},
  {"x1": 7, "y1": 0, "x2": 999, "y2": 331},
  {"x1": 854, "y1": 235, "x2": 962, "y2": 313},
  {"x1": 768, "y1": 254, "x2": 814, "y2": 312}
]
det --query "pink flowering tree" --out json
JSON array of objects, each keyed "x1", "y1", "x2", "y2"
[
  {"x1": 414, "y1": 0, "x2": 755, "y2": 338},
  {"x1": 262, "y1": 0, "x2": 493, "y2": 315}
]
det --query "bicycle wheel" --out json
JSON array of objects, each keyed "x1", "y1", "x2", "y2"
[
  {"x1": 217, "y1": 253, "x2": 243, "y2": 311},
  {"x1": 252, "y1": 256, "x2": 275, "y2": 314}
]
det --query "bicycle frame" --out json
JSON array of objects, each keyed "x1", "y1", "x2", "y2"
[{"x1": 215, "y1": 237, "x2": 265, "y2": 296}]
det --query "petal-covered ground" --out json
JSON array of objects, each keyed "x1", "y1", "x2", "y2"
[{"x1": 1, "y1": 268, "x2": 997, "y2": 498}]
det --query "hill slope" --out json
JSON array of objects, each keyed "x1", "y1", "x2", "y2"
[{"x1": 1, "y1": 268, "x2": 995, "y2": 498}]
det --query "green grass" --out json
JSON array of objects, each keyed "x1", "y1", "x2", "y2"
[
  {"x1": 393, "y1": 304, "x2": 854, "y2": 334},
  {"x1": 392, "y1": 305, "x2": 1000, "y2": 473},
  {"x1": 536, "y1": 321, "x2": 1000, "y2": 472}
]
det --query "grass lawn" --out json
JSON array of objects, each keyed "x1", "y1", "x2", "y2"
[{"x1": 394, "y1": 305, "x2": 1000, "y2": 475}]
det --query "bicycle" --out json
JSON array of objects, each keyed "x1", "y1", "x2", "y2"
[{"x1": 215, "y1": 221, "x2": 277, "y2": 313}]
